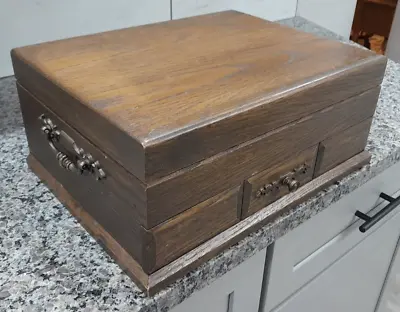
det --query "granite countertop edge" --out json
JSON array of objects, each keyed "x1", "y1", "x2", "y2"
[{"x1": 1, "y1": 16, "x2": 400, "y2": 312}]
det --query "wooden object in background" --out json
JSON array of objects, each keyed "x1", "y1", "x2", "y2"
[
  {"x1": 12, "y1": 11, "x2": 386, "y2": 293},
  {"x1": 351, "y1": 0, "x2": 398, "y2": 51}
]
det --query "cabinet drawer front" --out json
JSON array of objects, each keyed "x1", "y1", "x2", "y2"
[
  {"x1": 150, "y1": 185, "x2": 242, "y2": 270},
  {"x1": 265, "y1": 161, "x2": 400, "y2": 311},
  {"x1": 314, "y1": 118, "x2": 372, "y2": 176},
  {"x1": 242, "y1": 146, "x2": 318, "y2": 217},
  {"x1": 148, "y1": 87, "x2": 378, "y2": 227},
  {"x1": 265, "y1": 205, "x2": 400, "y2": 312}
]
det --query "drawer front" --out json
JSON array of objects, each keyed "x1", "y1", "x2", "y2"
[
  {"x1": 242, "y1": 145, "x2": 318, "y2": 217},
  {"x1": 264, "y1": 161, "x2": 400, "y2": 311},
  {"x1": 265, "y1": 206, "x2": 400, "y2": 312},
  {"x1": 150, "y1": 185, "x2": 242, "y2": 270},
  {"x1": 314, "y1": 118, "x2": 372, "y2": 176},
  {"x1": 147, "y1": 87, "x2": 379, "y2": 228}
]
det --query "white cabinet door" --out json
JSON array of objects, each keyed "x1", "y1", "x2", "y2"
[
  {"x1": 264, "y1": 162, "x2": 400, "y2": 311},
  {"x1": 267, "y1": 211, "x2": 400, "y2": 312},
  {"x1": 171, "y1": 249, "x2": 266, "y2": 312},
  {"x1": 376, "y1": 236, "x2": 400, "y2": 312}
]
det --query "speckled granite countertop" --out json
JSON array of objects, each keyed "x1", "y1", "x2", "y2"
[{"x1": 1, "y1": 17, "x2": 400, "y2": 312}]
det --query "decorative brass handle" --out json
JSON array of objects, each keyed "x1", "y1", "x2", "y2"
[
  {"x1": 255, "y1": 164, "x2": 309, "y2": 198},
  {"x1": 282, "y1": 175, "x2": 300, "y2": 192},
  {"x1": 39, "y1": 114, "x2": 106, "y2": 180}
]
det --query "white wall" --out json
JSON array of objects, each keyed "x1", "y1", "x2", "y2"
[
  {"x1": 387, "y1": 4, "x2": 400, "y2": 62},
  {"x1": 236, "y1": 0, "x2": 297, "y2": 21},
  {"x1": 172, "y1": 0, "x2": 230, "y2": 19},
  {"x1": 235, "y1": 0, "x2": 297, "y2": 21},
  {"x1": 171, "y1": 0, "x2": 297, "y2": 20},
  {"x1": 296, "y1": 0, "x2": 358, "y2": 38},
  {"x1": 0, "y1": 0, "x2": 170, "y2": 77}
]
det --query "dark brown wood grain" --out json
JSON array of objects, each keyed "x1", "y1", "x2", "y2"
[
  {"x1": 19, "y1": 84, "x2": 153, "y2": 271},
  {"x1": 27, "y1": 151, "x2": 371, "y2": 295},
  {"x1": 145, "y1": 87, "x2": 379, "y2": 227},
  {"x1": 148, "y1": 151, "x2": 372, "y2": 295},
  {"x1": 151, "y1": 185, "x2": 242, "y2": 270},
  {"x1": 242, "y1": 145, "x2": 318, "y2": 218},
  {"x1": 13, "y1": 10, "x2": 384, "y2": 296},
  {"x1": 20, "y1": 84, "x2": 244, "y2": 273},
  {"x1": 11, "y1": 11, "x2": 386, "y2": 183},
  {"x1": 314, "y1": 118, "x2": 373, "y2": 176},
  {"x1": 145, "y1": 56, "x2": 385, "y2": 181},
  {"x1": 352, "y1": 0, "x2": 397, "y2": 41},
  {"x1": 26, "y1": 154, "x2": 150, "y2": 292},
  {"x1": 17, "y1": 83, "x2": 148, "y2": 224},
  {"x1": 18, "y1": 74, "x2": 379, "y2": 228}
]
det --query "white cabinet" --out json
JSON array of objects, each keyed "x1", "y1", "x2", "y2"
[
  {"x1": 267, "y1": 210, "x2": 400, "y2": 312},
  {"x1": 264, "y1": 161, "x2": 400, "y2": 311},
  {"x1": 262, "y1": 160, "x2": 400, "y2": 312},
  {"x1": 376, "y1": 237, "x2": 400, "y2": 312},
  {"x1": 171, "y1": 249, "x2": 266, "y2": 312}
]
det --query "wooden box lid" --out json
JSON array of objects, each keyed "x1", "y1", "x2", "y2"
[{"x1": 11, "y1": 10, "x2": 386, "y2": 184}]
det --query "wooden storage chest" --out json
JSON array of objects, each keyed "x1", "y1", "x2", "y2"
[{"x1": 11, "y1": 11, "x2": 387, "y2": 294}]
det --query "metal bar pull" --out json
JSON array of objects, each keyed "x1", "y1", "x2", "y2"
[{"x1": 355, "y1": 192, "x2": 400, "y2": 233}]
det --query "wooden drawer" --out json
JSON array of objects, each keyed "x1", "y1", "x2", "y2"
[
  {"x1": 150, "y1": 185, "x2": 242, "y2": 270},
  {"x1": 264, "y1": 161, "x2": 400, "y2": 311},
  {"x1": 147, "y1": 87, "x2": 378, "y2": 226},
  {"x1": 20, "y1": 84, "x2": 241, "y2": 274},
  {"x1": 242, "y1": 146, "x2": 318, "y2": 217},
  {"x1": 314, "y1": 118, "x2": 373, "y2": 176}
]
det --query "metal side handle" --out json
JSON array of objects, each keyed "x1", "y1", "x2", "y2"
[
  {"x1": 355, "y1": 192, "x2": 400, "y2": 233},
  {"x1": 39, "y1": 114, "x2": 106, "y2": 180}
]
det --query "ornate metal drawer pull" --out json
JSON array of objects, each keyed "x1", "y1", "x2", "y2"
[
  {"x1": 255, "y1": 163, "x2": 310, "y2": 198},
  {"x1": 282, "y1": 175, "x2": 300, "y2": 192},
  {"x1": 39, "y1": 114, "x2": 106, "y2": 180}
]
